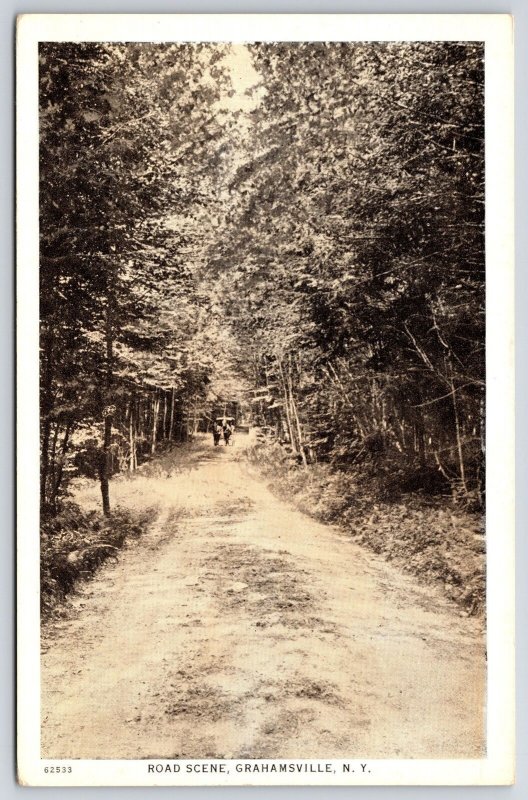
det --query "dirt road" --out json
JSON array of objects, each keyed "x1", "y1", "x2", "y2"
[{"x1": 41, "y1": 435, "x2": 485, "y2": 759}]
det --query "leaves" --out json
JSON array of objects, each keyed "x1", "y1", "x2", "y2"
[
  {"x1": 40, "y1": 42, "x2": 485, "y2": 510},
  {"x1": 209, "y1": 43, "x2": 484, "y2": 497}
]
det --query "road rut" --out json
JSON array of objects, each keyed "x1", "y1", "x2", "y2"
[{"x1": 41, "y1": 437, "x2": 485, "y2": 759}]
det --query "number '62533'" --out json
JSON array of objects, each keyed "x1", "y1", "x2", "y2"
[{"x1": 44, "y1": 766, "x2": 72, "y2": 773}]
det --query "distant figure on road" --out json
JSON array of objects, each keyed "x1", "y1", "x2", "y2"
[
  {"x1": 212, "y1": 420, "x2": 222, "y2": 447},
  {"x1": 223, "y1": 419, "x2": 234, "y2": 446}
]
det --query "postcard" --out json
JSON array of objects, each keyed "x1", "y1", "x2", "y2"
[{"x1": 16, "y1": 13, "x2": 514, "y2": 786}]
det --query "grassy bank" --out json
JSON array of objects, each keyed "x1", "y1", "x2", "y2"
[
  {"x1": 41, "y1": 503, "x2": 156, "y2": 618},
  {"x1": 246, "y1": 442, "x2": 485, "y2": 616},
  {"x1": 40, "y1": 440, "x2": 214, "y2": 619}
]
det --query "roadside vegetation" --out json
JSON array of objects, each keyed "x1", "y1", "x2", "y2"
[
  {"x1": 247, "y1": 440, "x2": 485, "y2": 616},
  {"x1": 41, "y1": 503, "x2": 156, "y2": 618},
  {"x1": 40, "y1": 42, "x2": 484, "y2": 611}
]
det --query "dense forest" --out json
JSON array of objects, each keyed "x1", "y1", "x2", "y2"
[{"x1": 40, "y1": 41, "x2": 484, "y2": 516}]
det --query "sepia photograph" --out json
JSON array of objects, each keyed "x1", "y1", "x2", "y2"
[{"x1": 16, "y1": 13, "x2": 514, "y2": 787}]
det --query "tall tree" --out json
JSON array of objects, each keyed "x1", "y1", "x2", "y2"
[
  {"x1": 208, "y1": 42, "x2": 484, "y2": 498},
  {"x1": 39, "y1": 43, "x2": 231, "y2": 511}
]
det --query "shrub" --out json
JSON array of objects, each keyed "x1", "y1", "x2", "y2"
[{"x1": 41, "y1": 502, "x2": 156, "y2": 617}]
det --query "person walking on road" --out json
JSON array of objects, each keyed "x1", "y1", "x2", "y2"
[
  {"x1": 212, "y1": 420, "x2": 222, "y2": 446},
  {"x1": 223, "y1": 419, "x2": 234, "y2": 446}
]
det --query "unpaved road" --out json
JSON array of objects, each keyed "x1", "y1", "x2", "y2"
[{"x1": 41, "y1": 435, "x2": 485, "y2": 759}]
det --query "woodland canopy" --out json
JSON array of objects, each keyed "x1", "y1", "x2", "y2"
[{"x1": 39, "y1": 41, "x2": 484, "y2": 514}]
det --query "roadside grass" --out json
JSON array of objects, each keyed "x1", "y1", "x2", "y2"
[
  {"x1": 41, "y1": 503, "x2": 157, "y2": 619},
  {"x1": 41, "y1": 437, "x2": 216, "y2": 618},
  {"x1": 246, "y1": 442, "x2": 485, "y2": 617}
]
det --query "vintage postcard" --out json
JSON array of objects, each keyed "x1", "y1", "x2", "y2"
[{"x1": 16, "y1": 13, "x2": 514, "y2": 786}]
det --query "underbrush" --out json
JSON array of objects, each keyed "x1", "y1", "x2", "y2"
[
  {"x1": 41, "y1": 503, "x2": 156, "y2": 618},
  {"x1": 246, "y1": 442, "x2": 485, "y2": 616}
]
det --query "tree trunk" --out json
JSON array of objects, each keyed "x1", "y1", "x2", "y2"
[
  {"x1": 50, "y1": 422, "x2": 73, "y2": 507},
  {"x1": 190, "y1": 395, "x2": 197, "y2": 437},
  {"x1": 168, "y1": 387, "x2": 175, "y2": 442},
  {"x1": 451, "y1": 375, "x2": 468, "y2": 495},
  {"x1": 129, "y1": 397, "x2": 136, "y2": 471},
  {"x1": 414, "y1": 413, "x2": 426, "y2": 469},
  {"x1": 98, "y1": 414, "x2": 112, "y2": 516},
  {"x1": 287, "y1": 357, "x2": 307, "y2": 467},
  {"x1": 151, "y1": 391, "x2": 160, "y2": 454},
  {"x1": 99, "y1": 296, "x2": 114, "y2": 516},
  {"x1": 41, "y1": 417, "x2": 51, "y2": 508},
  {"x1": 40, "y1": 330, "x2": 55, "y2": 508},
  {"x1": 136, "y1": 399, "x2": 142, "y2": 461},
  {"x1": 162, "y1": 391, "x2": 168, "y2": 440},
  {"x1": 278, "y1": 361, "x2": 296, "y2": 452},
  {"x1": 48, "y1": 422, "x2": 60, "y2": 506}
]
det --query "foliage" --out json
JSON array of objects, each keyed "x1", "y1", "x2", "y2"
[
  {"x1": 40, "y1": 42, "x2": 485, "y2": 516},
  {"x1": 39, "y1": 43, "x2": 234, "y2": 511},
  {"x1": 40, "y1": 503, "x2": 156, "y2": 616},
  {"x1": 247, "y1": 441, "x2": 484, "y2": 616},
  {"x1": 211, "y1": 42, "x2": 484, "y2": 503}
]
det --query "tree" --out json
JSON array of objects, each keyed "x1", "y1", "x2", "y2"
[
  {"x1": 208, "y1": 42, "x2": 484, "y2": 499},
  {"x1": 40, "y1": 41, "x2": 485, "y2": 513},
  {"x1": 39, "y1": 43, "x2": 231, "y2": 512}
]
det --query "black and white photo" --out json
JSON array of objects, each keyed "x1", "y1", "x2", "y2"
[{"x1": 16, "y1": 13, "x2": 515, "y2": 787}]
